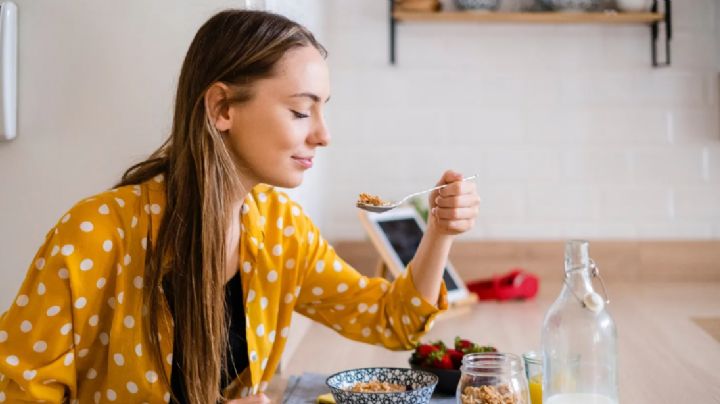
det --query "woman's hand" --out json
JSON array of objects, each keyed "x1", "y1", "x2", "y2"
[
  {"x1": 227, "y1": 393, "x2": 271, "y2": 404},
  {"x1": 427, "y1": 170, "x2": 480, "y2": 237},
  {"x1": 410, "y1": 170, "x2": 479, "y2": 303}
]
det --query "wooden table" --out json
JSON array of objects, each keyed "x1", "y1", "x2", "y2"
[{"x1": 278, "y1": 282, "x2": 720, "y2": 403}]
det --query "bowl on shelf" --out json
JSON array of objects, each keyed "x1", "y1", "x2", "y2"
[
  {"x1": 326, "y1": 367, "x2": 438, "y2": 404},
  {"x1": 615, "y1": 0, "x2": 653, "y2": 11},
  {"x1": 539, "y1": 0, "x2": 602, "y2": 11},
  {"x1": 454, "y1": 0, "x2": 501, "y2": 11}
]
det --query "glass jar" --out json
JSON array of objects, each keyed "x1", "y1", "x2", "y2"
[
  {"x1": 456, "y1": 353, "x2": 530, "y2": 404},
  {"x1": 522, "y1": 351, "x2": 543, "y2": 404},
  {"x1": 541, "y1": 240, "x2": 618, "y2": 404}
]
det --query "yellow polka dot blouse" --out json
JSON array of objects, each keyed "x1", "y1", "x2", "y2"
[{"x1": 0, "y1": 176, "x2": 448, "y2": 403}]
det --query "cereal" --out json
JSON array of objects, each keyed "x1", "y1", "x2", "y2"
[
  {"x1": 357, "y1": 193, "x2": 389, "y2": 207},
  {"x1": 349, "y1": 381, "x2": 407, "y2": 393},
  {"x1": 460, "y1": 384, "x2": 524, "y2": 404}
]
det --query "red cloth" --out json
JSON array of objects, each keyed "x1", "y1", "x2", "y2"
[{"x1": 466, "y1": 269, "x2": 539, "y2": 301}]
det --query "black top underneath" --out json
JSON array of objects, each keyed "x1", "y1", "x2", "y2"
[{"x1": 163, "y1": 272, "x2": 249, "y2": 404}]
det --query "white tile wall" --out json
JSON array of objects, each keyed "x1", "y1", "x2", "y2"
[
  {"x1": 0, "y1": 0, "x2": 331, "y2": 308},
  {"x1": 320, "y1": 0, "x2": 720, "y2": 240}
]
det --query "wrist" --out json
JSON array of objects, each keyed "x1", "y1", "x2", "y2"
[{"x1": 426, "y1": 220, "x2": 456, "y2": 242}]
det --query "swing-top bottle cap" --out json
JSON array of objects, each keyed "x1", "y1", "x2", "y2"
[{"x1": 583, "y1": 292, "x2": 605, "y2": 312}]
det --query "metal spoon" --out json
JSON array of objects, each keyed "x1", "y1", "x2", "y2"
[{"x1": 356, "y1": 174, "x2": 478, "y2": 213}]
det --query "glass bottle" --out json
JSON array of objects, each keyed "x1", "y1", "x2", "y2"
[
  {"x1": 541, "y1": 240, "x2": 618, "y2": 404},
  {"x1": 456, "y1": 353, "x2": 530, "y2": 404}
]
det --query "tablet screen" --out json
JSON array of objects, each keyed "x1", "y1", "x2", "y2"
[{"x1": 377, "y1": 218, "x2": 459, "y2": 291}]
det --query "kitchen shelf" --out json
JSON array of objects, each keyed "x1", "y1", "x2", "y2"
[
  {"x1": 388, "y1": 0, "x2": 672, "y2": 67},
  {"x1": 393, "y1": 11, "x2": 663, "y2": 24}
]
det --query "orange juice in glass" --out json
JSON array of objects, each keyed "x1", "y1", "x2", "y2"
[{"x1": 523, "y1": 351, "x2": 543, "y2": 404}]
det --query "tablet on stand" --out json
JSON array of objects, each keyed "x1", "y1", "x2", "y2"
[{"x1": 358, "y1": 207, "x2": 476, "y2": 309}]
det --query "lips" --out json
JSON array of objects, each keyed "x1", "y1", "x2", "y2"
[{"x1": 292, "y1": 156, "x2": 314, "y2": 169}]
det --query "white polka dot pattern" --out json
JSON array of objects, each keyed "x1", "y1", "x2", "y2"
[
  {"x1": 33, "y1": 341, "x2": 47, "y2": 353},
  {"x1": 15, "y1": 295, "x2": 28, "y2": 307},
  {"x1": 61, "y1": 245, "x2": 74, "y2": 256},
  {"x1": 0, "y1": 182, "x2": 447, "y2": 402},
  {"x1": 145, "y1": 371, "x2": 158, "y2": 383},
  {"x1": 79, "y1": 259, "x2": 93, "y2": 271}
]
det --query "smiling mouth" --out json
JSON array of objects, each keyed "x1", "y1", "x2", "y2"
[{"x1": 292, "y1": 156, "x2": 313, "y2": 169}]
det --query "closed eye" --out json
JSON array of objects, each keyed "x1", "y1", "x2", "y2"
[{"x1": 291, "y1": 110, "x2": 309, "y2": 119}]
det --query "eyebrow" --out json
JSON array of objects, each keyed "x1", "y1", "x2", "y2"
[{"x1": 290, "y1": 92, "x2": 331, "y2": 103}]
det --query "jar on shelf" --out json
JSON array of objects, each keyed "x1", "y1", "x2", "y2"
[{"x1": 457, "y1": 353, "x2": 530, "y2": 404}]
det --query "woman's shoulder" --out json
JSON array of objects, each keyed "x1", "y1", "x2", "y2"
[
  {"x1": 49, "y1": 179, "x2": 162, "y2": 254},
  {"x1": 58, "y1": 182, "x2": 148, "y2": 227}
]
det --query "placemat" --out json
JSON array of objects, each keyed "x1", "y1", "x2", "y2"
[{"x1": 282, "y1": 372, "x2": 455, "y2": 404}]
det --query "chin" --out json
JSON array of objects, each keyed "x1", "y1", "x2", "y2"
[{"x1": 266, "y1": 173, "x2": 303, "y2": 189}]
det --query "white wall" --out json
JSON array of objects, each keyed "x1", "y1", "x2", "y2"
[
  {"x1": 321, "y1": 0, "x2": 720, "y2": 241},
  {"x1": 0, "y1": 0, "x2": 326, "y2": 307},
  {"x1": 1, "y1": 0, "x2": 718, "y2": 313}
]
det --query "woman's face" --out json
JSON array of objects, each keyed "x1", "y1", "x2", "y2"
[{"x1": 224, "y1": 45, "x2": 331, "y2": 190}]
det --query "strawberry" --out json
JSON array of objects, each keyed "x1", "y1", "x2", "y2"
[
  {"x1": 427, "y1": 350, "x2": 454, "y2": 370},
  {"x1": 416, "y1": 344, "x2": 439, "y2": 359},
  {"x1": 469, "y1": 345, "x2": 498, "y2": 354},
  {"x1": 455, "y1": 337, "x2": 473, "y2": 352},
  {"x1": 411, "y1": 343, "x2": 439, "y2": 365},
  {"x1": 446, "y1": 348, "x2": 464, "y2": 369},
  {"x1": 431, "y1": 339, "x2": 447, "y2": 351},
  {"x1": 454, "y1": 336, "x2": 497, "y2": 354}
]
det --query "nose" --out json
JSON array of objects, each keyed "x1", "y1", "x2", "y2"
[{"x1": 310, "y1": 115, "x2": 330, "y2": 147}]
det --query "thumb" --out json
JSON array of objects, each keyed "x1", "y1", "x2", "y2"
[
  {"x1": 429, "y1": 170, "x2": 463, "y2": 212},
  {"x1": 436, "y1": 169, "x2": 463, "y2": 186}
]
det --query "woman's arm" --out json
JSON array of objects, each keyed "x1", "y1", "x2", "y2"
[{"x1": 410, "y1": 170, "x2": 481, "y2": 304}]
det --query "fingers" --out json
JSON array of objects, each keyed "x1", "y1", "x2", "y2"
[
  {"x1": 434, "y1": 194, "x2": 480, "y2": 209},
  {"x1": 428, "y1": 170, "x2": 480, "y2": 236},
  {"x1": 437, "y1": 179, "x2": 476, "y2": 198},
  {"x1": 432, "y1": 206, "x2": 479, "y2": 221}
]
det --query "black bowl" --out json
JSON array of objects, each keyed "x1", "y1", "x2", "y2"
[{"x1": 409, "y1": 361, "x2": 460, "y2": 396}]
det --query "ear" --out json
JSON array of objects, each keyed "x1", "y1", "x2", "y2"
[{"x1": 204, "y1": 82, "x2": 234, "y2": 132}]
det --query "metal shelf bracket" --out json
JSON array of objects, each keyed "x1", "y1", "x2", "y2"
[{"x1": 651, "y1": 0, "x2": 672, "y2": 67}]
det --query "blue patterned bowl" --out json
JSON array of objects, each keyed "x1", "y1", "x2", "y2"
[{"x1": 326, "y1": 367, "x2": 438, "y2": 404}]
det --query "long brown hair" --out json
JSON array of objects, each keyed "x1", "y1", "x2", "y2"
[{"x1": 116, "y1": 10, "x2": 325, "y2": 403}]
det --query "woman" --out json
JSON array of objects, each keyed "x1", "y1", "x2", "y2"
[{"x1": 0, "y1": 9, "x2": 479, "y2": 404}]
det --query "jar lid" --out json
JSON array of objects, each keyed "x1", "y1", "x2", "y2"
[{"x1": 461, "y1": 353, "x2": 523, "y2": 375}]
